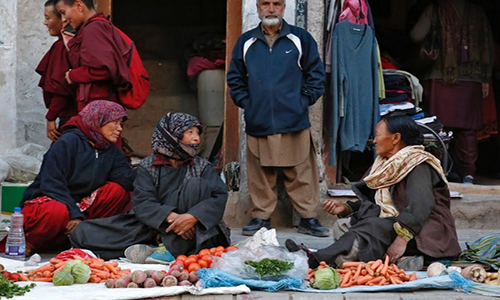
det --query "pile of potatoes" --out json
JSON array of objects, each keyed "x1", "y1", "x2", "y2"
[{"x1": 105, "y1": 266, "x2": 200, "y2": 289}]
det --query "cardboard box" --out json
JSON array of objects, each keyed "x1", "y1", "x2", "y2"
[{"x1": 0, "y1": 183, "x2": 29, "y2": 214}]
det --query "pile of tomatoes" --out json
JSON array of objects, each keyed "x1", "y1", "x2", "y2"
[{"x1": 173, "y1": 245, "x2": 238, "y2": 273}]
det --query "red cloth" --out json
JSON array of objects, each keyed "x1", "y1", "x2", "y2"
[
  {"x1": 0, "y1": 182, "x2": 130, "y2": 253},
  {"x1": 67, "y1": 13, "x2": 131, "y2": 111},
  {"x1": 35, "y1": 38, "x2": 78, "y2": 125},
  {"x1": 381, "y1": 57, "x2": 397, "y2": 70},
  {"x1": 187, "y1": 56, "x2": 225, "y2": 77}
]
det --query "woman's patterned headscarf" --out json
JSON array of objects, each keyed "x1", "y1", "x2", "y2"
[
  {"x1": 151, "y1": 112, "x2": 203, "y2": 160},
  {"x1": 63, "y1": 100, "x2": 128, "y2": 149}
]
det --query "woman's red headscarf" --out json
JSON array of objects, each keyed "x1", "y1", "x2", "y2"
[{"x1": 63, "y1": 100, "x2": 127, "y2": 149}]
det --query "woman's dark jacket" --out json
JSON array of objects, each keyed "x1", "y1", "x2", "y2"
[{"x1": 21, "y1": 129, "x2": 136, "y2": 220}]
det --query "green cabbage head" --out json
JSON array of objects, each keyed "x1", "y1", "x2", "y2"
[
  {"x1": 53, "y1": 271, "x2": 75, "y2": 286},
  {"x1": 311, "y1": 267, "x2": 341, "y2": 290},
  {"x1": 63, "y1": 259, "x2": 91, "y2": 284}
]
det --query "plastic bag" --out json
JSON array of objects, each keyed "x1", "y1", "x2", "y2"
[
  {"x1": 212, "y1": 245, "x2": 308, "y2": 280},
  {"x1": 0, "y1": 157, "x2": 11, "y2": 182},
  {"x1": 1, "y1": 143, "x2": 47, "y2": 183}
]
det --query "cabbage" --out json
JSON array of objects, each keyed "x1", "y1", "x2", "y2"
[
  {"x1": 53, "y1": 271, "x2": 75, "y2": 286},
  {"x1": 70, "y1": 262, "x2": 91, "y2": 284},
  {"x1": 311, "y1": 267, "x2": 341, "y2": 290},
  {"x1": 63, "y1": 259, "x2": 91, "y2": 284},
  {"x1": 63, "y1": 260, "x2": 83, "y2": 273}
]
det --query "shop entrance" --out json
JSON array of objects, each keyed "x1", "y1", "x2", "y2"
[{"x1": 95, "y1": 0, "x2": 228, "y2": 159}]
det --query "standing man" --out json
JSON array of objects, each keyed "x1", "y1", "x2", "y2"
[{"x1": 227, "y1": 0, "x2": 328, "y2": 237}]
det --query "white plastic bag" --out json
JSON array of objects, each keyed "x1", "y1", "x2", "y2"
[
  {"x1": 0, "y1": 157, "x2": 11, "y2": 182},
  {"x1": 212, "y1": 245, "x2": 309, "y2": 280},
  {"x1": 2, "y1": 143, "x2": 47, "y2": 183}
]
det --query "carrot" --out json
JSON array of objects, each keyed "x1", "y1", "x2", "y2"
[
  {"x1": 103, "y1": 262, "x2": 118, "y2": 274},
  {"x1": 31, "y1": 263, "x2": 55, "y2": 274},
  {"x1": 379, "y1": 277, "x2": 387, "y2": 285},
  {"x1": 49, "y1": 258, "x2": 62, "y2": 265},
  {"x1": 340, "y1": 270, "x2": 352, "y2": 286},
  {"x1": 54, "y1": 261, "x2": 68, "y2": 269},
  {"x1": 90, "y1": 262, "x2": 104, "y2": 269},
  {"x1": 356, "y1": 275, "x2": 373, "y2": 285},
  {"x1": 367, "y1": 276, "x2": 385, "y2": 285},
  {"x1": 409, "y1": 272, "x2": 417, "y2": 281},
  {"x1": 371, "y1": 259, "x2": 383, "y2": 271},
  {"x1": 342, "y1": 261, "x2": 364, "y2": 268},
  {"x1": 380, "y1": 255, "x2": 390, "y2": 275},
  {"x1": 42, "y1": 270, "x2": 52, "y2": 278},
  {"x1": 33, "y1": 277, "x2": 53, "y2": 282},
  {"x1": 336, "y1": 269, "x2": 350, "y2": 274},
  {"x1": 391, "y1": 264, "x2": 399, "y2": 273},
  {"x1": 353, "y1": 263, "x2": 363, "y2": 280},
  {"x1": 110, "y1": 261, "x2": 119, "y2": 268},
  {"x1": 94, "y1": 271, "x2": 110, "y2": 280},
  {"x1": 361, "y1": 269, "x2": 367, "y2": 276},
  {"x1": 389, "y1": 275, "x2": 398, "y2": 285},
  {"x1": 365, "y1": 264, "x2": 374, "y2": 276},
  {"x1": 19, "y1": 274, "x2": 29, "y2": 281}
]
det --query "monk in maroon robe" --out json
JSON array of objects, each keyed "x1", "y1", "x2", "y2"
[
  {"x1": 56, "y1": 0, "x2": 131, "y2": 111},
  {"x1": 36, "y1": 0, "x2": 77, "y2": 142}
]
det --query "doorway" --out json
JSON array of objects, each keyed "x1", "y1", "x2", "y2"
[{"x1": 103, "y1": 0, "x2": 227, "y2": 158}]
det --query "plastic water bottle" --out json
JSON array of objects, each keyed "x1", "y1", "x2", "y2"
[{"x1": 5, "y1": 207, "x2": 26, "y2": 261}]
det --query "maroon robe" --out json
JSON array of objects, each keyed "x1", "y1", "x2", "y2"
[
  {"x1": 67, "y1": 13, "x2": 131, "y2": 111},
  {"x1": 36, "y1": 38, "x2": 78, "y2": 127}
]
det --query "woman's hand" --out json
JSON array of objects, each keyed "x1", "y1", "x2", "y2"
[
  {"x1": 47, "y1": 120, "x2": 61, "y2": 142},
  {"x1": 166, "y1": 213, "x2": 198, "y2": 240},
  {"x1": 65, "y1": 219, "x2": 82, "y2": 236},
  {"x1": 386, "y1": 236, "x2": 408, "y2": 264},
  {"x1": 322, "y1": 199, "x2": 346, "y2": 215}
]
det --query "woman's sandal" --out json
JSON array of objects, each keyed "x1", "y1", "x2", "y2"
[{"x1": 285, "y1": 239, "x2": 319, "y2": 269}]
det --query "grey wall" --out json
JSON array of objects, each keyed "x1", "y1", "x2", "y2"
[{"x1": 0, "y1": 0, "x2": 54, "y2": 154}]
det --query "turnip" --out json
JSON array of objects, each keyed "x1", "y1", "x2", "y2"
[
  {"x1": 170, "y1": 270, "x2": 181, "y2": 278},
  {"x1": 127, "y1": 282, "x2": 139, "y2": 288},
  {"x1": 162, "y1": 275, "x2": 178, "y2": 287},
  {"x1": 143, "y1": 277, "x2": 157, "y2": 288},
  {"x1": 151, "y1": 270, "x2": 165, "y2": 285},
  {"x1": 105, "y1": 278, "x2": 116, "y2": 288},
  {"x1": 169, "y1": 264, "x2": 183, "y2": 273},
  {"x1": 178, "y1": 280, "x2": 192, "y2": 286},
  {"x1": 426, "y1": 262, "x2": 447, "y2": 277},
  {"x1": 115, "y1": 277, "x2": 131, "y2": 288},
  {"x1": 188, "y1": 271, "x2": 198, "y2": 283},
  {"x1": 178, "y1": 272, "x2": 189, "y2": 282},
  {"x1": 461, "y1": 265, "x2": 487, "y2": 283},
  {"x1": 132, "y1": 270, "x2": 148, "y2": 284}
]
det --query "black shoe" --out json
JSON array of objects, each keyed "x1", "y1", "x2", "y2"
[
  {"x1": 285, "y1": 239, "x2": 319, "y2": 269},
  {"x1": 242, "y1": 218, "x2": 271, "y2": 236},
  {"x1": 297, "y1": 218, "x2": 330, "y2": 237}
]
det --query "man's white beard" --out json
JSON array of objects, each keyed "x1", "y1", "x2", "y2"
[{"x1": 261, "y1": 16, "x2": 282, "y2": 26}]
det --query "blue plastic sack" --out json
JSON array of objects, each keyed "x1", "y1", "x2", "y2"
[{"x1": 198, "y1": 268, "x2": 303, "y2": 292}]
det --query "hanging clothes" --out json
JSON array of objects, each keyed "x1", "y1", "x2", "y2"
[
  {"x1": 328, "y1": 20, "x2": 379, "y2": 165},
  {"x1": 325, "y1": 0, "x2": 375, "y2": 73}
]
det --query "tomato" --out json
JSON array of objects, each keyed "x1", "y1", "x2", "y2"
[
  {"x1": 209, "y1": 247, "x2": 217, "y2": 255},
  {"x1": 188, "y1": 263, "x2": 201, "y2": 272},
  {"x1": 184, "y1": 257, "x2": 198, "y2": 268},
  {"x1": 201, "y1": 255, "x2": 213, "y2": 264},
  {"x1": 198, "y1": 249, "x2": 210, "y2": 258},
  {"x1": 213, "y1": 251, "x2": 223, "y2": 257},
  {"x1": 225, "y1": 245, "x2": 238, "y2": 252},
  {"x1": 197, "y1": 259, "x2": 209, "y2": 268},
  {"x1": 176, "y1": 254, "x2": 187, "y2": 262},
  {"x1": 216, "y1": 246, "x2": 225, "y2": 252}
]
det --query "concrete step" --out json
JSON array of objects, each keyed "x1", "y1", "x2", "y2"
[{"x1": 223, "y1": 183, "x2": 500, "y2": 230}]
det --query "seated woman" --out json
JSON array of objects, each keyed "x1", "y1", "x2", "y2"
[
  {"x1": 2, "y1": 100, "x2": 135, "y2": 256},
  {"x1": 287, "y1": 115, "x2": 461, "y2": 270},
  {"x1": 69, "y1": 112, "x2": 230, "y2": 261}
]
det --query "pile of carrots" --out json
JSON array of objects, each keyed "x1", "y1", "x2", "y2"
[
  {"x1": 336, "y1": 255, "x2": 418, "y2": 288},
  {"x1": 25, "y1": 257, "x2": 131, "y2": 283}
]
